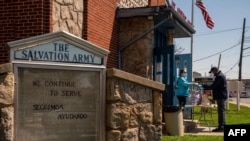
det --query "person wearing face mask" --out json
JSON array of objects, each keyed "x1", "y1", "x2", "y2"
[
  {"x1": 210, "y1": 72, "x2": 216, "y2": 81},
  {"x1": 202, "y1": 67, "x2": 228, "y2": 132},
  {"x1": 176, "y1": 69, "x2": 199, "y2": 111}
]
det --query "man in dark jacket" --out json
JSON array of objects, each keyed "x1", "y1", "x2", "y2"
[{"x1": 203, "y1": 67, "x2": 228, "y2": 132}]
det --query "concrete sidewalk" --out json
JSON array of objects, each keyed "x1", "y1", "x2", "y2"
[
  {"x1": 228, "y1": 99, "x2": 250, "y2": 108},
  {"x1": 185, "y1": 125, "x2": 224, "y2": 136},
  {"x1": 184, "y1": 119, "x2": 223, "y2": 136}
]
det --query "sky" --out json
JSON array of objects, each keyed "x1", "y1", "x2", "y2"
[{"x1": 172, "y1": 0, "x2": 250, "y2": 79}]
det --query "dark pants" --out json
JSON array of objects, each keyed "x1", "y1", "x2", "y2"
[
  {"x1": 177, "y1": 96, "x2": 187, "y2": 108},
  {"x1": 216, "y1": 99, "x2": 226, "y2": 129}
]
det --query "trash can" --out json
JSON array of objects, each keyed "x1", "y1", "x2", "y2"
[{"x1": 163, "y1": 106, "x2": 184, "y2": 136}]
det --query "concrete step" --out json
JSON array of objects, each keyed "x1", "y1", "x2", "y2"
[
  {"x1": 184, "y1": 120, "x2": 224, "y2": 136},
  {"x1": 162, "y1": 119, "x2": 199, "y2": 135},
  {"x1": 184, "y1": 119, "x2": 198, "y2": 132},
  {"x1": 163, "y1": 119, "x2": 223, "y2": 136}
]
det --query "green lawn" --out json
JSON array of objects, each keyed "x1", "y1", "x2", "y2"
[
  {"x1": 162, "y1": 102, "x2": 250, "y2": 141},
  {"x1": 194, "y1": 102, "x2": 250, "y2": 126},
  {"x1": 162, "y1": 135, "x2": 223, "y2": 141}
]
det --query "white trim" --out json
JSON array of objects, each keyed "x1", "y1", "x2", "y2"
[
  {"x1": 8, "y1": 31, "x2": 110, "y2": 64},
  {"x1": 11, "y1": 61, "x2": 106, "y2": 69}
]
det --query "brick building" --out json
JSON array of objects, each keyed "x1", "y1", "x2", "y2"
[
  {"x1": 1, "y1": 0, "x2": 194, "y2": 103},
  {"x1": 0, "y1": 0, "x2": 166, "y2": 67},
  {"x1": 0, "y1": 0, "x2": 195, "y2": 140}
]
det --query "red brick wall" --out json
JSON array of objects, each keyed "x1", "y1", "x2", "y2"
[
  {"x1": 0, "y1": 0, "x2": 52, "y2": 64},
  {"x1": 83, "y1": 0, "x2": 120, "y2": 68},
  {"x1": 0, "y1": 0, "x2": 163, "y2": 67},
  {"x1": 149, "y1": 0, "x2": 166, "y2": 6},
  {"x1": 83, "y1": 0, "x2": 165, "y2": 68}
]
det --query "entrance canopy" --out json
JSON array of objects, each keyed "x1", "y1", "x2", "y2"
[{"x1": 117, "y1": 5, "x2": 195, "y2": 38}]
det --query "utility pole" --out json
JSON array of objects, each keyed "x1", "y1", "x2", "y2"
[
  {"x1": 238, "y1": 18, "x2": 246, "y2": 81},
  {"x1": 190, "y1": 0, "x2": 194, "y2": 80},
  {"x1": 237, "y1": 18, "x2": 246, "y2": 111},
  {"x1": 218, "y1": 54, "x2": 221, "y2": 69}
]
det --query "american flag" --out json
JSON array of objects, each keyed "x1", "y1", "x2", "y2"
[{"x1": 195, "y1": 0, "x2": 215, "y2": 29}]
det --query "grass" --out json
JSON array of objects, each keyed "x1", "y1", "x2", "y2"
[
  {"x1": 162, "y1": 102, "x2": 250, "y2": 141},
  {"x1": 195, "y1": 101, "x2": 250, "y2": 126},
  {"x1": 162, "y1": 135, "x2": 222, "y2": 141}
]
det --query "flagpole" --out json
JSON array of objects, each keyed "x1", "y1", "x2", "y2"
[{"x1": 191, "y1": 0, "x2": 194, "y2": 81}]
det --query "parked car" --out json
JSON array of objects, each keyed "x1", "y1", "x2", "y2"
[
  {"x1": 229, "y1": 91, "x2": 237, "y2": 97},
  {"x1": 240, "y1": 91, "x2": 250, "y2": 98}
]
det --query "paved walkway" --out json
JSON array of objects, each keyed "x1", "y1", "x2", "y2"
[
  {"x1": 228, "y1": 98, "x2": 250, "y2": 108},
  {"x1": 184, "y1": 119, "x2": 224, "y2": 136},
  {"x1": 185, "y1": 125, "x2": 223, "y2": 136},
  {"x1": 184, "y1": 99, "x2": 250, "y2": 136}
]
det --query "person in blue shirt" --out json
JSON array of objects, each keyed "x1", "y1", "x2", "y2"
[{"x1": 176, "y1": 69, "x2": 199, "y2": 110}]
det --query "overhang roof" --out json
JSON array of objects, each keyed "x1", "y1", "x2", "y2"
[{"x1": 116, "y1": 6, "x2": 195, "y2": 38}]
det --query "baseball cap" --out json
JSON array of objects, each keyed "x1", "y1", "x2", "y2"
[{"x1": 209, "y1": 67, "x2": 218, "y2": 73}]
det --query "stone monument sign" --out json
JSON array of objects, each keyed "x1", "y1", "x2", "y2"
[{"x1": 8, "y1": 31, "x2": 109, "y2": 141}]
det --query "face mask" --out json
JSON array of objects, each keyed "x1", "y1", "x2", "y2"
[
  {"x1": 181, "y1": 73, "x2": 187, "y2": 77},
  {"x1": 210, "y1": 73, "x2": 215, "y2": 81}
]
